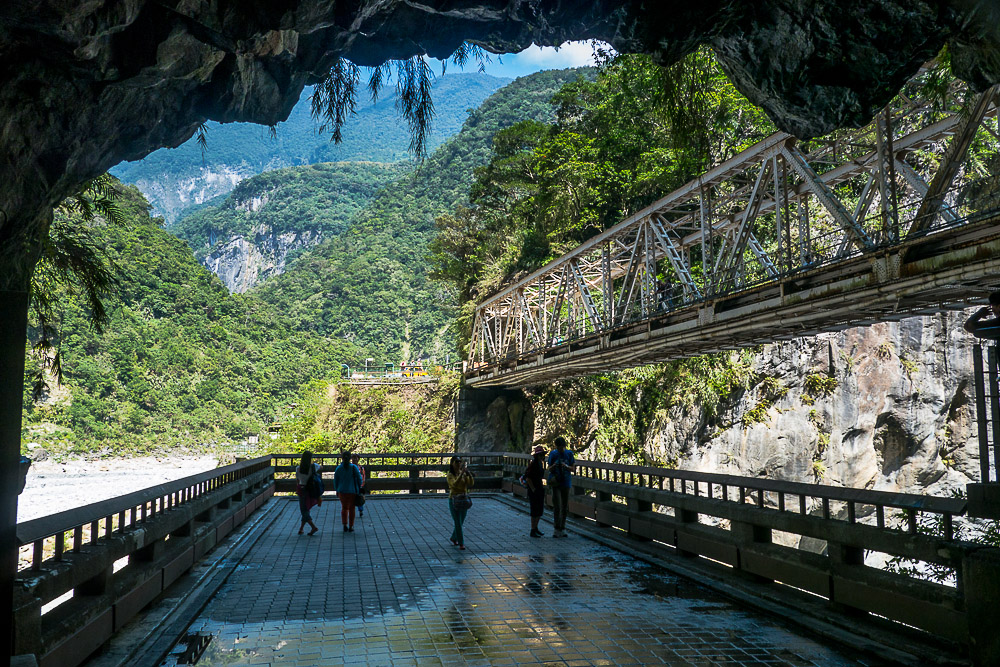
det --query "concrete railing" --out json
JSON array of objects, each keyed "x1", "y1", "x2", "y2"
[
  {"x1": 271, "y1": 452, "x2": 505, "y2": 495},
  {"x1": 496, "y1": 453, "x2": 997, "y2": 664},
  {"x1": 11, "y1": 452, "x2": 999, "y2": 665},
  {"x1": 13, "y1": 456, "x2": 274, "y2": 667}
]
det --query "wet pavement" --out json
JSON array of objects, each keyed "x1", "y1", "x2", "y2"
[{"x1": 162, "y1": 496, "x2": 876, "y2": 666}]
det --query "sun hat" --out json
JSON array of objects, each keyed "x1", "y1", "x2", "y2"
[{"x1": 532, "y1": 445, "x2": 546, "y2": 455}]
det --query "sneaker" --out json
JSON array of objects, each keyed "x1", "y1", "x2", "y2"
[
  {"x1": 343, "y1": 525, "x2": 349, "y2": 532},
  {"x1": 530, "y1": 530, "x2": 543, "y2": 538},
  {"x1": 348, "y1": 526, "x2": 354, "y2": 532}
]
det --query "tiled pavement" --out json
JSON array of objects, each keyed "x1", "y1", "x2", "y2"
[{"x1": 163, "y1": 496, "x2": 877, "y2": 666}]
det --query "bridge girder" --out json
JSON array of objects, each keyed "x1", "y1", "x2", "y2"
[{"x1": 467, "y1": 84, "x2": 1000, "y2": 388}]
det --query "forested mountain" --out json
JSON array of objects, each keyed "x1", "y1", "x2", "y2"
[
  {"x1": 252, "y1": 68, "x2": 594, "y2": 362},
  {"x1": 22, "y1": 185, "x2": 365, "y2": 454},
  {"x1": 111, "y1": 73, "x2": 510, "y2": 223},
  {"x1": 173, "y1": 162, "x2": 408, "y2": 292},
  {"x1": 22, "y1": 68, "x2": 590, "y2": 455}
]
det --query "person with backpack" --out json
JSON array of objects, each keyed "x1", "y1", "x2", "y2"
[
  {"x1": 352, "y1": 453, "x2": 367, "y2": 518},
  {"x1": 295, "y1": 451, "x2": 322, "y2": 536},
  {"x1": 547, "y1": 437, "x2": 575, "y2": 538},
  {"x1": 334, "y1": 452, "x2": 364, "y2": 532}
]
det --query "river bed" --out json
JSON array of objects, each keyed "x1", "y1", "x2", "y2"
[{"x1": 17, "y1": 455, "x2": 219, "y2": 523}]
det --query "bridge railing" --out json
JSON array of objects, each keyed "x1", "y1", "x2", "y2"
[
  {"x1": 12, "y1": 452, "x2": 995, "y2": 664},
  {"x1": 467, "y1": 84, "x2": 1000, "y2": 376},
  {"x1": 271, "y1": 452, "x2": 505, "y2": 494},
  {"x1": 497, "y1": 453, "x2": 985, "y2": 654},
  {"x1": 973, "y1": 341, "x2": 1000, "y2": 484},
  {"x1": 13, "y1": 456, "x2": 274, "y2": 666}
]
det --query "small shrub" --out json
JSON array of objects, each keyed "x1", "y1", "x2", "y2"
[
  {"x1": 759, "y1": 375, "x2": 788, "y2": 400},
  {"x1": 742, "y1": 399, "x2": 771, "y2": 427},
  {"x1": 811, "y1": 460, "x2": 827, "y2": 480},
  {"x1": 900, "y1": 356, "x2": 919, "y2": 378},
  {"x1": 875, "y1": 342, "x2": 895, "y2": 361},
  {"x1": 805, "y1": 373, "x2": 838, "y2": 397},
  {"x1": 801, "y1": 393, "x2": 814, "y2": 405}
]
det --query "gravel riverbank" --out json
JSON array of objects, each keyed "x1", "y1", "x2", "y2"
[{"x1": 18, "y1": 455, "x2": 219, "y2": 523}]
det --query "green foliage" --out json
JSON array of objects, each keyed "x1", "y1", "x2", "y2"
[
  {"x1": 741, "y1": 400, "x2": 771, "y2": 427},
  {"x1": 273, "y1": 378, "x2": 460, "y2": 454},
  {"x1": 111, "y1": 73, "x2": 510, "y2": 221},
  {"x1": 531, "y1": 351, "x2": 756, "y2": 463},
  {"x1": 174, "y1": 162, "x2": 409, "y2": 259},
  {"x1": 885, "y1": 490, "x2": 1000, "y2": 586},
  {"x1": 254, "y1": 69, "x2": 587, "y2": 363},
  {"x1": 805, "y1": 374, "x2": 839, "y2": 397},
  {"x1": 23, "y1": 182, "x2": 363, "y2": 456},
  {"x1": 429, "y1": 49, "x2": 775, "y2": 351}
]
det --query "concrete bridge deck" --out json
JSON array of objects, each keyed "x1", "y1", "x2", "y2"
[{"x1": 116, "y1": 496, "x2": 879, "y2": 667}]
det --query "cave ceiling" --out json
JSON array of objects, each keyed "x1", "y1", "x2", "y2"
[{"x1": 0, "y1": 0, "x2": 999, "y2": 287}]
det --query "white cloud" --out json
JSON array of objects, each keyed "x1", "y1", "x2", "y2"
[{"x1": 513, "y1": 41, "x2": 607, "y2": 69}]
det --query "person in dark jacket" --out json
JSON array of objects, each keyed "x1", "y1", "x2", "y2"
[
  {"x1": 965, "y1": 292, "x2": 1000, "y2": 340},
  {"x1": 524, "y1": 445, "x2": 547, "y2": 537},
  {"x1": 334, "y1": 452, "x2": 364, "y2": 532}
]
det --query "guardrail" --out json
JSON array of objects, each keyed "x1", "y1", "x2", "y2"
[
  {"x1": 14, "y1": 456, "x2": 274, "y2": 667},
  {"x1": 271, "y1": 452, "x2": 505, "y2": 494},
  {"x1": 11, "y1": 452, "x2": 998, "y2": 665},
  {"x1": 496, "y1": 453, "x2": 989, "y2": 660}
]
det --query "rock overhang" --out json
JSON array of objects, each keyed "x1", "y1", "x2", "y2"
[{"x1": 1, "y1": 0, "x2": 999, "y2": 287}]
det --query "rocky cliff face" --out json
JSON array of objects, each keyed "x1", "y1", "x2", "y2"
[
  {"x1": 547, "y1": 312, "x2": 981, "y2": 500},
  {"x1": 135, "y1": 168, "x2": 252, "y2": 225},
  {"x1": 203, "y1": 228, "x2": 322, "y2": 293}
]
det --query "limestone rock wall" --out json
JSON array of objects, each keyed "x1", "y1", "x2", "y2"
[
  {"x1": 649, "y1": 312, "x2": 980, "y2": 499},
  {"x1": 203, "y1": 228, "x2": 322, "y2": 293}
]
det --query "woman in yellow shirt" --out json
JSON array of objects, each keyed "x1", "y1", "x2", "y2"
[{"x1": 446, "y1": 456, "x2": 475, "y2": 550}]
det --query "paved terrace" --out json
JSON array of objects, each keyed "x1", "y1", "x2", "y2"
[{"x1": 145, "y1": 496, "x2": 872, "y2": 667}]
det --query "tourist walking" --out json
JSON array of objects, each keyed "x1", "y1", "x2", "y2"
[
  {"x1": 295, "y1": 451, "x2": 322, "y2": 536},
  {"x1": 524, "y1": 445, "x2": 546, "y2": 537},
  {"x1": 352, "y1": 453, "x2": 367, "y2": 518},
  {"x1": 334, "y1": 452, "x2": 364, "y2": 532},
  {"x1": 548, "y1": 437, "x2": 575, "y2": 537},
  {"x1": 446, "y1": 456, "x2": 475, "y2": 550}
]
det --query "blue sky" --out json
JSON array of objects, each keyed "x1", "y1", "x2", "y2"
[{"x1": 436, "y1": 40, "x2": 604, "y2": 79}]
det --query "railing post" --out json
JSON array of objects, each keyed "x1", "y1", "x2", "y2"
[
  {"x1": 627, "y1": 498, "x2": 653, "y2": 542},
  {"x1": 676, "y1": 507, "x2": 699, "y2": 558},
  {"x1": 408, "y1": 467, "x2": 420, "y2": 494},
  {"x1": 963, "y1": 547, "x2": 1000, "y2": 666},
  {"x1": 732, "y1": 520, "x2": 772, "y2": 581}
]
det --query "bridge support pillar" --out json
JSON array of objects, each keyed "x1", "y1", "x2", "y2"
[
  {"x1": 964, "y1": 548, "x2": 1000, "y2": 666},
  {"x1": 455, "y1": 387, "x2": 534, "y2": 453}
]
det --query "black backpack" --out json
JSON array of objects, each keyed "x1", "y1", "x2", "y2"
[{"x1": 304, "y1": 469, "x2": 321, "y2": 498}]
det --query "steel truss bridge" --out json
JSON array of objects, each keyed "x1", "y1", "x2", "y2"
[{"x1": 466, "y1": 83, "x2": 1000, "y2": 388}]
